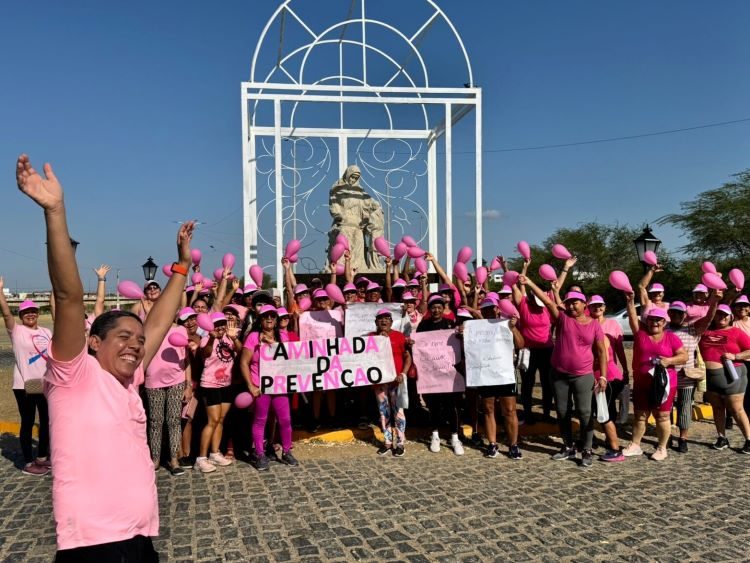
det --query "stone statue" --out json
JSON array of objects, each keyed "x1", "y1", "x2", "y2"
[{"x1": 328, "y1": 165, "x2": 385, "y2": 273}]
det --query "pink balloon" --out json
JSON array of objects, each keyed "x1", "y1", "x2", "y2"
[
  {"x1": 335, "y1": 234, "x2": 350, "y2": 251},
  {"x1": 517, "y1": 241, "x2": 531, "y2": 261},
  {"x1": 334, "y1": 264, "x2": 345, "y2": 275},
  {"x1": 197, "y1": 312, "x2": 214, "y2": 332},
  {"x1": 402, "y1": 235, "x2": 418, "y2": 247},
  {"x1": 325, "y1": 283, "x2": 346, "y2": 305},
  {"x1": 162, "y1": 264, "x2": 173, "y2": 278},
  {"x1": 498, "y1": 299, "x2": 519, "y2": 319},
  {"x1": 191, "y1": 249, "x2": 202, "y2": 265},
  {"x1": 213, "y1": 268, "x2": 224, "y2": 282},
  {"x1": 502, "y1": 271, "x2": 519, "y2": 287},
  {"x1": 489, "y1": 257, "x2": 502, "y2": 272},
  {"x1": 456, "y1": 246, "x2": 473, "y2": 264},
  {"x1": 453, "y1": 262, "x2": 468, "y2": 283},
  {"x1": 415, "y1": 257, "x2": 428, "y2": 275},
  {"x1": 202, "y1": 280, "x2": 215, "y2": 290},
  {"x1": 167, "y1": 331, "x2": 189, "y2": 347},
  {"x1": 285, "y1": 239, "x2": 301, "y2": 258},
  {"x1": 608, "y1": 270, "x2": 633, "y2": 293},
  {"x1": 374, "y1": 237, "x2": 391, "y2": 258},
  {"x1": 222, "y1": 253, "x2": 235, "y2": 270},
  {"x1": 702, "y1": 272, "x2": 727, "y2": 291},
  {"x1": 191, "y1": 272, "x2": 204, "y2": 285},
  {"x1": 297, "y1": 296, "x2": 312, "y2": 312},
  {"x1": 234, "y1": 392, "x2": 254, "y2": 409},
  {"x1": 539, "y1": 264, "x2": 557, "y2": 282},
  {"x1": 701, "y1": 261, "x2": 717, "y2": 274},
  {"x1": 475, "y1": 266, "x2": 488, "y2": 285},
  {"x1": 289, "y1": 253, "x2": 299, "y2": 264},
  {"x1": 330, "y1": 243, "x2": 345, "y2": 263},
  {"x1": 729, "y1": 268, "x2": 745, "y2": 290},
  {"x1": 643, "y1": 250, "x2": 658, "y2": 266},
  {"x1": 249, "y1": 265, "x2": 264, "y2": 287},
  {"x1": 117, "y1": 280, "x2": 144, "y2": 300},
  {"x1": 407, "y1": 246, "x2": 425, "y2": 259},
  {"x1": 551, "y1": 244, "x2": 572, "y2": 260},
  {"x1": 394, "y1": 242, "x2": 408, "y2": 261}
]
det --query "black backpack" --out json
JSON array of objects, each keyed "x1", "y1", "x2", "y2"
[{"x1": 650, "y1": 363, "x2": 669, "y2": 408}]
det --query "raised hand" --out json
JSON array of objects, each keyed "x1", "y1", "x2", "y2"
[
  {"x1": 281, "y1": 256, "x2": 290, "y2": 269},
  {"x1": 16, "y1": 154, "x2": 64, "y2": 211},
  {"x1": 93, "y1": 264, "x2": 111, "y2": 278},
  {"x1": 176, "y1": 221, "x2": 195, "y2": 265},
  {"x1": 564, "y1": 256, "x2": 578, "y2": 269},
  {"x1": 0, "y1": 276, "x2": 4, "y2": 292}
]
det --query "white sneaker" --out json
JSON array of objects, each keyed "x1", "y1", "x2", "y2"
[
  {"x1": 194, "y1": 457, "x2": 216, "y2": 473},
  {"x1": 450, "y1": 433, "x2": 465, "y2": 456},
  {"x1": 429, "y1": 431, "x2": 441, "y2": 453},
  {"x1": 622, "y1": 443, "x2": 643, "y2": 457},
  {"x1": 209, "y1": 452, "x2": 233, "y2": 466}
]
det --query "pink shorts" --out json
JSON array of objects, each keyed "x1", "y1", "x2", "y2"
[{"x1": 632, "y1": 372, "x2": 677, "y2": 413}]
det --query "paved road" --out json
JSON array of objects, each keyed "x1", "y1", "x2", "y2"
[{"x1": 1, "y1": 420, "x2": 749, "y2": 562}]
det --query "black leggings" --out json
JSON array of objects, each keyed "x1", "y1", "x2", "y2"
[
  {"x1": 552, "y1": 371, "x2": 594, "y2": 450},
  {"x1": 424, "y1": 392, "x2": 462, "y2": 434},
  {"x1": 521, "y1": 347, "x2": 554, "y2": 416},
  {"x1": 13, "y1": 389, "x2": 50, "y2": 463}
]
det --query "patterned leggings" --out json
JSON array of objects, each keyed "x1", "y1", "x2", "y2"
[
  {"x1": 146, "y1": 383, "x2": 185, "y2": 461},
  {"x1": 374, "y1": 384, "x2": 405, "y2": 446}
]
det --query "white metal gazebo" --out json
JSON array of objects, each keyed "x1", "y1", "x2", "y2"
[{"x1": 242, "y1": 0, "x2": 482, "y2": 288}]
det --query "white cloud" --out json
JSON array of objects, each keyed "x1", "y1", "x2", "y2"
[{"x1": 464, "y1": 209, "x2": 502, "y2": 220}]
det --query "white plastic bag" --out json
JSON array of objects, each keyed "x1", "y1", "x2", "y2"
[
  {"x1": 396, "y1": 378, "x2": 409, "y2": 410},
  {"x1": 618, "y1": 384, "x2": 631, "y2": 424},
  {"x1": 595, "y1": 390, "x2": 609, "y2": 423},
  {"x1": 517, "y1": 348, "x2": 530, "y2": 372}
]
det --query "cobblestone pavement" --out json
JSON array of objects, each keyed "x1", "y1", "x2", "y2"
[{"x1": 1, "y1": 419, "x2": 750, "y2": 563}]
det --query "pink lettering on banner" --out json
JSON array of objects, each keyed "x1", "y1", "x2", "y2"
[
  {"x1": 329, "y1": 355, "x2": 342, "y2": 371},
  {"x1": 260, "y1": 344, "x2": 275, "y2": 362},
  {"x1": 339, "y1": 338, "x2": 352, "y2": 355},
  {"x1": 273, "y1": 376, "x2": 287, "y2": 394},
  {"x1": 312, "y1": 339, "x2": 327, "y2": 357},
  {"x1": 288, "y1": 341, "x2": 305, "y2": 360},
  {"x1": 324, "y1": 371, "x2": 340, "y2": 389},
  {"x1": 354, "y1": 368, "x2": 369, "y2": 386},
  {"x1": 365, "y1": 336, "x2": 379, "y2": 353},
  {"x1": 297, "y1": 373, "x2": 312, "y2": 393}
]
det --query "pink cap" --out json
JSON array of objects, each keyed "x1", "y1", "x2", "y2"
[
  {"x1": 498, "y1": 285, "x2": 512, "y2": 295},
  {"x1": 428, "y1": 294, "x2": 445, "y2": 306},
  {"x1": 648, "y1": 283, "x2": 665, "y2": 293},
  {"x1": 668, "y1": 301, "x2": 687, "y2": 312},
  {"x1": 479, "y1": 299, "x2": 496, "y2": 309},
  {"x1": 366, "y1": 281, "x2": 382, "y2": 292},
  {"x1": 277, "y1": 307, "x2": 290, "y2": 317},
  {"x1": 393, "y1": 279, "x2": 406, "y2": 288},
  {"x1": 18, "y1": 299, "x2": 39, "y2": 313},
  {"x1": 563, "y1": 291, "x2": 586, "y2": 303},
  {"x1": 343, "y1": 283, "x2": 357, "y2": 293},
  {"x1": 293, "y1": 283, "x2": 309, "y2": 295},
  {"x1": 717, "y1": 304, "x2": 733, "y2": 317},
  {"x1": 244, "y1": 283, "x2": 258, "y2": 293},
  {"x1": 438, "y1": 283, "x2": 452, "y2": 292},
  {"x1": 258, "y1": 304, "x2": 278, "y2": 317},
  {"x1": 406, "y1": 278, "x2": 420, "y2": 287},
  {"x1": 692, "y1": 284, "x2": 708, "y2": 293},
  {"x1": 486, "y1": 292, "x2": 500, "y2": 303},
  {"x1": 402, "y1": 294, "x2": 416, "y2": 302},
  {"x1": 234, "y1": 288, "x2": 244, "y2": 295},
  {"x1": 733, "y1": 295, "x2": 750, "y2": 306},
  {"x1": 178, "y1": 307, "x2": 197, "y2": 321},
  {"x1": 210, "y1": 312, "x2": 227, "y2": 324},
  {"x1": 644, "y1": 307, "x2": 669, "y2": 321},
  {"x1": 375, "y1": 308, "x2": 392, "y2": 318},
  {"x1": 185, "y1": 285, "x2": 195, "y2": 293},
  {"x1": 313, "y1": 289, "x2": 329, "y2": 299},
  {"x1": 223, "y1": 304, "x2": 247, "y2": 320},
  {"x1": 587, "y1": 295, "x2": 605, "y2": 306},
  {"x1": 355, "y1": 277, "x2": 370, "y2": 286},
  {"x1": 457, "y1": 308, "x2": 473, "y2": 319}
]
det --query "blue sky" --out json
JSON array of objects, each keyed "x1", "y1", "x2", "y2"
[{"x1": 1, "y1": 1, "x2": 749, "y2": 291}]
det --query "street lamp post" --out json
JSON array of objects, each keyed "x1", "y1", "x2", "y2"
[
  {"x1": 633, "y1": 225, "x2": 661, "y2": 271},
  {"x1": 141, "y1": 257, "x2": 158, "y2": 281}
]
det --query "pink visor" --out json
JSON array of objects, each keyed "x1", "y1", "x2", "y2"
[
  {"x1": 563, "y1": 291, "x2": 586, "y2": 302},
  {"x1": 645, "y1": 307, "x2": 669, "y2": 320},
  {"x1": 648, "y1": 283, "x2": 665, "y2": 293}
]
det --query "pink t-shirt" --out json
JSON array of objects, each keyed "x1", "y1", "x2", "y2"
[
  {"x1": 685, "y1": 303, "x2": 709, "y2": 325},
  {"x1": 518, "y1": 296, "x2": 553, "y2": 348},
  {"x1": 199, "y1": 335, "x2": 235, "y2": 388},
  {"x1": 44, "y1": 346, "x2": 158, "y2": 550},
  {"x1": 243, "y1": 331, "x2": 290, "y2": 387},
  {"x1": 145, "y1": 327, "x2": 188, "y2": 389},
  {"x1": 9, "y1": 324, "x2": 52, "y2": 390},
  {"x1": 632, "y1": 329, "x2": 683, "y2": 388},
  {"x1": 595, "y1": 319, "x2": 623, "y2": 382},
  {"x1": 551, "y1": 313, "x2": 605, "y2": 376}
]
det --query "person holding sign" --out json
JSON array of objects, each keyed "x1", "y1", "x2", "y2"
[
  {"x1": 370, "y1": 309, "x2": 411, "y2": 457},
  {"x1": 240, "y1": 305, "x2": 298, "y2": 471},
  {"x1": 520, "y1": 276, "x2": 607, "y2": 468},
  {"x1": 473, "y1": 299, "x2": 525, "y2": 460},
  {"x1": 416, "y1": 294, "x2": 464, "y2": 455},
  {"x1": 15, "y1": 154, "x2": 193, "y2": 560}
]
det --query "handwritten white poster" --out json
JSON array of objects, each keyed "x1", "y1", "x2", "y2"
[
  {"x1": 411, "y1": 329, "x2": 465, "y2": 394},
  {"x1": 464, "y1": 319, "x2": 516, "y2": 387},
  {"x1": 344, "y1": 302, "x2": 403, "y2": 338},
  {"x1": 299, "y1": 310, "x2": 344, "y2": 341}
]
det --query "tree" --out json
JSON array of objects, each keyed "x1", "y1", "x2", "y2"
[{"x1": 658, "y1": 170, "x2": 750, "y2": 260}]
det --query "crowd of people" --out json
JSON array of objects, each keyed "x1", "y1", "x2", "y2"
[{"x1": 7, "y1": 154, "x2": 750, "y2": 560}]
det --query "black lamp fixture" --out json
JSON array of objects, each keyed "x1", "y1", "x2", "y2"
[
  {"x1": 633, "y1": 225, "x2": 661, "y2": 270},
  {"x1": 141, "y1": 257, "x2": 158, "y2": 281},
  {"x1": 70, "y1": 238, "x2": 80, "y2": 254}
]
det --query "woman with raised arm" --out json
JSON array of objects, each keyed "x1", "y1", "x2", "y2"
[
  {"x1": 0, "y1": 277, "x2": 52, "y2": 475},
  {"x1": 520, "y1": 275, "x2": 607, "y2": 468},
  {"x1": 16, "y1": 154, "x2": 193, "y2": 561},
  {"x1": 621, "y1": 292, "x2": 687, "y2": 461},
  {"x1": 638, "y1": 265, "x2": 669, "y2": 314}
]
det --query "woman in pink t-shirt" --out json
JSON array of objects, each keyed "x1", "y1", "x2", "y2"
[
  {"x1": 0, "y1": 286, "x2": 52, "y2": 476},
  {"x1": 240, "y1": 305, "x2": 297, "y2": 471},
  {"x1": 521, "y1": 276, "x2": 607, "y2": 468},
  {"x1": 622, "y1": 293, "x2": 687, "y2": 461}
]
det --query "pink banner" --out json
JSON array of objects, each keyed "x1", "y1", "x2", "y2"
[{"x1": 412, "y1": 329, "x2": 465, "y2": 394}]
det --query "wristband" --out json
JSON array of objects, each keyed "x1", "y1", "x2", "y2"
[
  {"x1": 562, "y1": 269, "x2": 569, "y2": 273},
  {"x1": 98, "y1": 277, "x2": 106, "y2": 282},
  {"x1": 170, "y1": 262, "x2": 189, "y2": 276}
]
